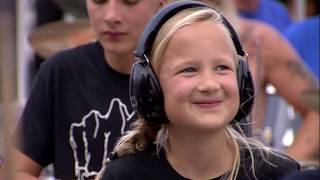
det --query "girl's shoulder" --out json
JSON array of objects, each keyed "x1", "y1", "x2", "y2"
[
  {"x1": 261, "y1": 151, "x2": 301, "y2": 177},
  {"x1": 101, "y1": 148, "x2": 184, "y2": 180},
  {"x1": 104, "y1": 150, "x2": 159, "y2": 173},
  {"x1": 239, "y1": 149, "x2": 301, "y2": 179}
]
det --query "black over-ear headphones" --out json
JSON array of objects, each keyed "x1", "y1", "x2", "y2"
[{"x1": 129, "y1": 0, "x2": 255, "y2": 124}]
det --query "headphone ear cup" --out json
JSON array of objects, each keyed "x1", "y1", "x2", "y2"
[
  {"x1": 234, "y1": 59, "x2": 255, "y2": 122},
  {"x1": 129, "y1": 61, "x2": 168, "y2": 123}
]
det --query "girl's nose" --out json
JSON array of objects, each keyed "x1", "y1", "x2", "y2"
[{"x1": 197, "y1": 72, "x2": 220, "y2": 93}]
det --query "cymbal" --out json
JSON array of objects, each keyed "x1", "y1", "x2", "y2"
[
  {"x1": 300, "y1": 89, "x2": 319, "y2": 112},
  {"x1": 29, "y1": 19, "x2": 96, "y2": 59}
]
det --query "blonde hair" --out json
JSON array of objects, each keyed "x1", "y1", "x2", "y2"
[{"x1": 103, "y1": 6, "x2": 284, "y2": 180}]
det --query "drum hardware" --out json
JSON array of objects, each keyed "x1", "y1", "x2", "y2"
[{"x1": 29, "y1": 19, "x2": 96, "y2": 59}]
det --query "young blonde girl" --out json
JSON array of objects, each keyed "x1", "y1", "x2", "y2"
[{"x1": 98, "y1": 1, "x2": 300, "y2": 179}]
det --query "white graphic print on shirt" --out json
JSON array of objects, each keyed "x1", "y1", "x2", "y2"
[{"x1": 69, "y1": 98, "x2": 135, "y2": 180}]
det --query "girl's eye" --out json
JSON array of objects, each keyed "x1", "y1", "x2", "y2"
[
  {"x1": 216, "y1": 65, "x2": 230, "y2": 71},
  {"x1": 91, "y1": 0, "x2": 140, "y2": 5},
  {"x1": 92, "y1": 0, "x2": 107, "y2": 4},
  {"x1": 123, "y1": 0, "x2": 140, "y2": 5},
  {"x1": 181, "y1": 67, "x2": 196, "y2": 74}
]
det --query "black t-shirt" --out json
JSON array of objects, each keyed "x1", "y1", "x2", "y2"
[
  {"x1": 13, "y1": 42, "x2": 137, "y2": 179},
  {"x1": 102, "y1": 147, "x2": 300, "y2": 180}
]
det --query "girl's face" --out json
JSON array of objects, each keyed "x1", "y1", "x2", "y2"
[
  {"x1": 159, "y1": 22, "x2": 239, "y2": 132},
  {"x1": 86, "y1": 0, "x2": 163, "y2": 55}
]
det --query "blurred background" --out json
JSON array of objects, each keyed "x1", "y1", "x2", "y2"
[
  {"x1": 0, "y1": 0, "x2": 319, "y2": 178},
  {"x1": 0, "y1": 0, "x2": 90, "y2": 177}
]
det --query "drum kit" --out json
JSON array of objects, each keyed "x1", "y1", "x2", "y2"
[
  {"x1": 28, "y1": 0, "x2": 95, "y2": 59},
  {"x1": 29, "y1": 21, "x2": 320, "y2": 107},
  {"x1": 28, "y1": 19, "x2": 95, "y2": 59}
]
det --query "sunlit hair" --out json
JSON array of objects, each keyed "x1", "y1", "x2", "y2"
[
  {"x1": 151, "y1": 7, "x2": 238, "y2": 74},
  {"x1": 104, "y1": 6, "x2": 285, "y2": 180},
  {"x1": 203, "y1": 0, "x2": 239, "y2": 23}
]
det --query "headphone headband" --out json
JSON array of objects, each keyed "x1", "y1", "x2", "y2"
[{"x1": 134, "y1": 0, "x2": 245, "y2": 59}]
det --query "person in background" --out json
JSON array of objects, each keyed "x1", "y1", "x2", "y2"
[
  {"x1": 233, "y1": 0, "x2": 292, "y2": 34},
  {"x1": 285, "y1": 0, "x2": 320, "y2": 78},
  {"x1": 11, "y1": 0, "x2": 166, "y2": 179},
  {"x1": 198, "y1": 0, "x2": 319, "y2": 161},
  {"x1": 99, "y1": 1, "x2": 300, "y2": 179}
]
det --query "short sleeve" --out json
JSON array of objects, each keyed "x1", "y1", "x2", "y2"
[{"x1": 11, "y1": 57, "x2": 58, "y2": 167}]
